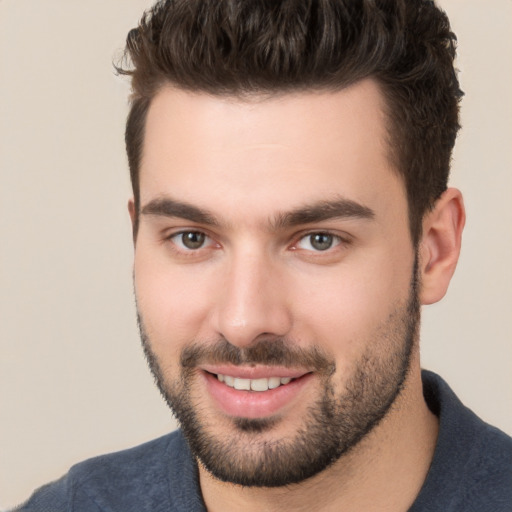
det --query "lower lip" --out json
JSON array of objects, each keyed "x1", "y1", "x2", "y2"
[{"x1": 202, "y1": 371, "x2": 313, "y2": 419}]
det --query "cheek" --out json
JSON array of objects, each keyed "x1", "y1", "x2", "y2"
[
  {"x1": 134, "y1": 251, "x2": 215, "y2": 352},
  {"x1": 292, "y1": 253, "x2": 412, "y2": 364}
]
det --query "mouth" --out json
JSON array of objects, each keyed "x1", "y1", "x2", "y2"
[
  {"x1": 200, "y1": 366, "x2": 313, "y2": 419},
  {"x1": 216, "y1": 373, "x2": 295, "y2": 392}
]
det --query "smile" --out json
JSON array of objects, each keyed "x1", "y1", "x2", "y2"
[
  {"x1": 200, "y1": 367, "x2": 313, "y2": 418},
  {"x1": 216, "y1": 374, "x2": 293, "y2": 392}
]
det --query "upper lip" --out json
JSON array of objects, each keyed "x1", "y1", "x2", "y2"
[{"x1": 200, "y1": 364, "x2": 311, "y2": 380}]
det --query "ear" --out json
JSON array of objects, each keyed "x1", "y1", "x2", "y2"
[
  {"x1": 128, "y1": 198, "x2": 137, "y2": 244},
  {"x1": 418, "y1": 188, "x2": 465, "y2": 305}
]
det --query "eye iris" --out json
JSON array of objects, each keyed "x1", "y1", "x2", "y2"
[
  {"x1": 182, "y1": 232, "x2": 205, "y2": 249},
  {"x1": 310, "y1": 233, "x2": 333, "y2": 251}
]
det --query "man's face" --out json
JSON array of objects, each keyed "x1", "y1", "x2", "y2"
[{"x1": 133, "y1": 80, "x2": 419, "y2": 486}]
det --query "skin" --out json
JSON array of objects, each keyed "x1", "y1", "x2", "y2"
[{"x1": 130, "y1": 79, "x2": 465, "y2": 511}]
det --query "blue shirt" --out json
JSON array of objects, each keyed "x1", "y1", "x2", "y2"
[{"x1": 12, "y1": 371, "x2": 512, "y2": 511}]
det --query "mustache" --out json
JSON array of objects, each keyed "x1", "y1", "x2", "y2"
[{"x1": 180, "y1": 337, "x2": 335, "y2": 375}]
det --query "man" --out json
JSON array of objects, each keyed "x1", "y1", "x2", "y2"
[{"x1": 15, "y1": 0, "x2": 512, "y2": 511}]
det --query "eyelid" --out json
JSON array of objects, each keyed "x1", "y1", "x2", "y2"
[
  {"x1": 297, "y1": 234, "x2": 340, "y2": 251},
  {"x1": 164, "y1": 228, "x2": 221, "y2": 253},
  {"x1": 163, "y1": 226, "x2": 214, "y2": 241},
  {"x1": 289, "y1": 230, "x2": 352, "y2": 252},
  {"x1": 161, "y1": 226, "x2": 351, "y2": 255}
]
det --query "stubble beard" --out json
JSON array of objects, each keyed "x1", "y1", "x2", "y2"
[{"x1": 138, "y1": 265, "x2": 420, "y2": 488}]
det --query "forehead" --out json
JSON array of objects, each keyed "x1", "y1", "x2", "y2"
[{"x1": 139, "y1": 80, "x2": 405, "y2": 223}]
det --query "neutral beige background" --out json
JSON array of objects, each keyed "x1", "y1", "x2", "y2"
[{"x1": 1, "y1": 0, "x2": 511, "y2": 508}]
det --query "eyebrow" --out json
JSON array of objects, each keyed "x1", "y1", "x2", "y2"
[
  {"x1": 140, "y1": 196, "x2": 375, "y2": 229},
  {"x1": 271, "y1": 198, "x2": 375, "y2": 229},
  {"x1": 141, "y1": 198, "x2": 219, "y2": 226}
]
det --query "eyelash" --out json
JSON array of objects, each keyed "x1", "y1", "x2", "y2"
[
  {"x1": 164, "y1": 229, "x2": 350, "y2": 257},
  {"x1": 166, "y1": 230, "x2": 218, "y2": 253},
  {"x1": 292, "y1": 232, "x2": 344, "y2": 252}
]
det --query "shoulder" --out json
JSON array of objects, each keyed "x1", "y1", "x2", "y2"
[
  {"x1": 12, "y1": 431, "x2": 202, "y2": 512},
  {"x1": 413, "y1": 371, "x2": 512, "y2": 512},
  {"x1": 422, "y1": 370, "x2": 512, "y2": 466}
]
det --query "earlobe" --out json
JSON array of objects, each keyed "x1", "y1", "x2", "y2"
[{"x1": 419, "y1": 188, "x2": 466, "y2": 305}]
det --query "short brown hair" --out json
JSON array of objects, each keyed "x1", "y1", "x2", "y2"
[{"x1": 117, "y1": 0, "x2": 463, "y2": 244}]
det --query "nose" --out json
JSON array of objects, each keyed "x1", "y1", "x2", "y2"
[{"x1": 211, "y1": 250, "x2": 293, "y2": 348}]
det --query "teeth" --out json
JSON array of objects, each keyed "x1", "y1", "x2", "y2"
[
  {"x1": 251, "y1": 378, "x2": 269, "y2": 392},
  {"x1": 268, "y1": 377, "x2": 281, "y2": 389},
  {"x1": 233, "y1": 378, "x2": 251, "y2": 391},
  {"x1": 217, "y1": 374, "x2": 294, "y2": 392}
]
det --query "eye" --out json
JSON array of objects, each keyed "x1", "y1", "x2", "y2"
[
  {"x1": 296, "y1": 232, "x2": 341, "y2": 252},
  {"x1": 170, "y1": 231, "x2": 211, "y2": 250}
]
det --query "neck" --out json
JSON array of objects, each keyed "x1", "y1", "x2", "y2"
[{"x1": 199, "y1": 362, "x2": 438, "y2": 512}]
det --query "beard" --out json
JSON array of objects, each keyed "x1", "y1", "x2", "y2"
[{"x1": 138, "y1": 262, "x2": 420, "y2": 488}]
